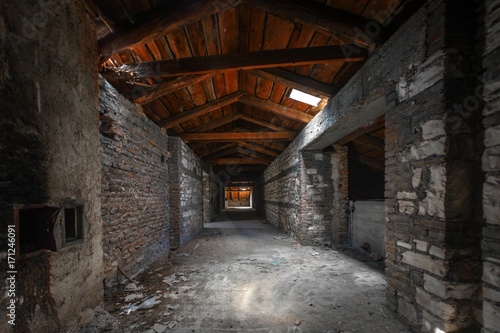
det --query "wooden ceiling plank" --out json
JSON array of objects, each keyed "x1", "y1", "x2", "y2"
[
  {"x1": 189, "y1": 113, "x2": 242, "y2": 132},
  {"x1": 250, "y1": 68, "x2": 336, "y2": 98},
  {"x1": 205, "y1": 157, "x2": 273, "y2": 165},
  {"x1": 103, "y1": 45, "x2": 368, "y2": 79},
  {"x1": 156, "y1": 92, "x2": 243, "y2": 128},
  {"x1": 199, "y1": 142, "x2": 237, "y2": 158},
  {"x1": 99, "y1": 0, "x2": 231, "y2": 62},
  {"x1": 180, "y1": 131, "x2": 296, "y2": 141},
  {"x1": 244, "y1": 0, "x2": 376, "y2": 47},
  {"x1": 132, "y1": 73, "x2": 216, "y2": 104},
  {"x1": 239, "y1": 94, "x2": 314, "y2": 123},
  {"x1": 238, "y1": 113, "x2": 288, "y2": 132},
  {"x1": 351, "y1": 151, "x2": 385, "y2": 171}
]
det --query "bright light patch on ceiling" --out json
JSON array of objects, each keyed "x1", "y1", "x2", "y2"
[{"x1": 289, "y1": 89, "x2": 322, "y2": 106}]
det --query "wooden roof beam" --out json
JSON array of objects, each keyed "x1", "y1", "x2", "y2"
[
  {"x1": 249, "y1": 68, "x2": 337, "y2": 98},
  {"x1": 132, "y1": 73, "x2": 217, "y2": 105},
  {"x1": 98, "y1": 0, "x2": 234, "y2": 63},
  {"x1": 237, "y1": 141, "x2": 281, "y2": 157},
  {"x1": 335, "y1": 116, "x2": 385, "y2": 145},
  {"x1": 103, "y1": 46, "x2": 367, "y2": 79},
  {"x1": 156, "y1": 92, "x2": 243, "y2": 129},
  {"x1": 188, "y1": 113, "x2": 241, "y2": 132},
  {"x1": 198, "y1": 143, "x2": 237, "y2": 158},
  {"x1": 239, "y1": 94, "x2": 314, "y2": 123},
  {"x1": 352, "y1": 134, "x2": 385, "y2": 151},
  {"x1": 180, "y1": 131, "x2": 296, "y2": 142},
  {"x1": 237, "y1": 113, "x2": 289, "y2": 131},
  {"x1": 244, "y1": 0, "x2": 377, "y2": 48},
  {"x1": 205, "y1": 158, "x2": 273, "y2": 165},
  {"x1": 351, "y1": 152, "x2": 385, "y2": 171}
]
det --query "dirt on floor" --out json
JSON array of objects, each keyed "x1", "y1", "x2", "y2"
[{"x1": 82, "y1": 212, "x2": 410, "y2": 333}]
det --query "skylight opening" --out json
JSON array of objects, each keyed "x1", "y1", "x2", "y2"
[{"x1": 289, "y1": 89, "x2": 322, "y2": 106}]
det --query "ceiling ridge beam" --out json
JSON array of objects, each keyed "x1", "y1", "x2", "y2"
[
  {"x1": 103, "y1": 45, "x2": 368, "y2": 79},
  {"x1": 239, "y1": 94, "x2": 314, "y2": 123},
  {"x1": 188, "y1": 113, "x2": 241, "y2": 132},
  {"x1": 132, "y1": 73, "x2": 217, "y2": 105},
  {"x1": 98, "y1": 0, "x2": 237, "y2": 63},
  {"x1": 156, "y1": 92, "x2": 243, "y2": 129},
  {"x1": 180, "y1": 131, "x2": 296, "y2": 142},
  {"x1": 243, "y1": 0, "x2": 377, "y2": 48}
]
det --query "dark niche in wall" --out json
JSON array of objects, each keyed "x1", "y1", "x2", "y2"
[{"x1": 347, "y1": 143, "x2": 385, "y2": 200}]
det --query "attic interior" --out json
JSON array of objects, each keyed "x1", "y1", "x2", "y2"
[{"x1": 0, "y1": 0, "x2": 499, "y2": 332}]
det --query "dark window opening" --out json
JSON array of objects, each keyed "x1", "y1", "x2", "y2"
[
  {"x1": 15, "y1": 205, "x2": 60, "y2": 255},
  {"x1": 63, "y1": 206, "x2": 83, "y2": 245}
]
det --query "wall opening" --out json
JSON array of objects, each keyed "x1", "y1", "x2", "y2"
[{"x1": 225, "y1": 185, "x2": 253, "y2": 209}]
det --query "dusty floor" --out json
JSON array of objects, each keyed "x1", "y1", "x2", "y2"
[{"x1": 84, "y1": 211, "x2": 409, "y2": 333}]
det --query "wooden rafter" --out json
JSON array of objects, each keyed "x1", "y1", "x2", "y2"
[
  {"x1": 98, "y1": 0, "x2": 233, "y2": 62},
  {"x1": 351, "y1": 152, "x2": 385, "y2": 171},
  {"x1": 205, "y1": 157, "x2": 273, "y2": 165},
  {"x1": 103, "y1": 46, "x2": 367, "y2": 79},
  {"x1": 180, "y1": 131, "x2": 296, "y2": 142},
  {"x1": 239, "y1": 94, "x2": 314, "y2": 123},
  {"x1": 249, "y1": 68, "x2": 336, "y2": 98},
  {"x1": 244, "y1": 0, "x2": 376, "y2": 48},
  {"x1": 198, "y1": 143, "x2": 237, "y2": 158},
  {"x1": 156, "y1": 92, "x2": 243, "y2": 129},
  {"x1": 188, "y1": 113, "x2": 240, "y2": 132},
  {"x1": 132, "y1": 73, "x2": 217, "y2": 105},
  {"x1": 238, "y1": 113, "x2": 288, "y2": 131},
  {"x1": 336, "y1": 116, "x2": 385, "y2": 145},
  {"x1": 237, "y1": 141, "x2": 281, "y2": 157}
]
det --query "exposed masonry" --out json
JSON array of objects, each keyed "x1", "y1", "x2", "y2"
[
  {"x1": 99, "y1": 77, "x2": 170, "y2": 287},
  {"x1": 482, "y1": 0, "x2": 500, "y2": 332},
  {"x1": 168, "y1": 138, "x2": 204, "y2": 248},
  {"x1": 0, "y1": 1, "x2": 102, "y2": 332}
]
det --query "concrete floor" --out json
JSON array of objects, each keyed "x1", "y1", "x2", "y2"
[{"x1": 84, "y1": 211, "x2": 409, "y2": 333}]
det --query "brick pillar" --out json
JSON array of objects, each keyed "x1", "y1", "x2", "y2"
[{"x1": 385, "y1": 0, "x2": 483, "y2": 331}]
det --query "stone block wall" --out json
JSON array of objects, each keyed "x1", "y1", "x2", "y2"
[
  {"x1": 482, "y1": 0, "x2": 500, "y2": 332},
  {"x1": 256, "y1": 145, "x2": 348, "y2": 246},
  {"x1": 168, "y1": 137, "x2": 204, "y2": 248},
  {"x1": 99, "y1": 77, "x2": 171, "y2": 286},
  {"x1": 0, "y1": 1, "x2": 103, "y2": 332}
]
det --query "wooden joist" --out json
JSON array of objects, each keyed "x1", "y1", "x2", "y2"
[
  {"x1": 198, "y1": 143, "x2": 237, "y2": 158},
  {"x1": 204, "y1": 157, "x2": 273, "y2": 165},
  {"x1": 238, "y1": 113, "x2": 288, "y2": 131},
  {"x1": 239, "y1": 94, "x2": 314, "y2": 123},
  {"x1": 180, "y1": 131, "x2": 296, "y2": 142},
  {"x1": 98, "y1": 0, "x2": 229, "y2": 63},
  {"x1": 132, "y1": 73, "x2": 216, "y2": 105},
  {"x1": 351, "y1": 152, "x2": 385, "y2": 171},
  {"x1": 188, "y1": 113, "x2": 241, "y2": 132},
  {"x1": 103, "y1": 46, "x2": 367, "y2": 79},
  {"x1": 249, "y1": 68, "x2": 337, "y2": 98},
  {"x1": 156, "y1": 92, "x2": 243, "y2": 129},
  {"x1": 336, "y1": 116, "x2": 385, "y2": 145}
]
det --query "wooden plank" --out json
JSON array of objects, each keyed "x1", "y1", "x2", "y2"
[
  {"x1": 250, "y1": 68, "x2": 336, "y2": 98},
  {"x1": 99, "y1": 0, "x2": 228, "y2": 62},
  {"x1": 244, "y1": 0, "x2": 376, "y2": 47},
  {"x1": 188, "y1": 113, "x2": 241, "y2": 132},
  {"x1": 132, "y1": 73, "x2": 216, "y2": 104},
  {"x1": 239, "y1": 94, "x2": 314, "y2": 123},
  {"x1": 352, "y1": 134, "x2": 385, "y2": 151},
  {"x1": 204, "y1": 157, "x2": 273, "y2": 165},
  {"x1": 156, "y1": 92, "x2": 243, "y2": 128},
  {"x1": 198, "y1": 143, "x2": 237, "y2": 158},
  {"x1": 351, "y1": 152, "x2": 385, "y2": 171},
  {"x1": 104, "y1": 45, "x2": 368, "y2": 79},
  {"x1": 238, "y1": 113, "x2": 288, "y2": 132},
  {"x1": 237, "y1": 141, "x2": 280, "y2": 157},
  {"x1": 180, "y1": 131, "x2": 296, "y2": 141}
]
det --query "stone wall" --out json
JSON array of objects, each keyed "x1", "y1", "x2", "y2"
[
  {"x1": 257, "y1": 146, "x2": 348, "y2": 245},
  {"x1": 99, "y1": 77, "x2": 170, "y2": 286},
  {"x1": 482, "y1": 0, "x2": 500, "y2": 332},
  {"x1": 0, "y1": 1, "x2": 102, "y2": 332},
  {"x1": 168, "y1": 137, "x2": 204, "y2": 248}
]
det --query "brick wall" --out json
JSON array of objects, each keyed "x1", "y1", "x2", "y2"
[
  {"x1": 482, "y1": 0, "x2": 500, "y2": 332},
  {"x1": 100, "y1": 77, "x2": 170, "y2": 286},
  {"x1": 168, "y1": 137, "x2": 204, "y2": 248},
  {"x1": 0, "y1": 1, "x2": 102, "y2": 332}
]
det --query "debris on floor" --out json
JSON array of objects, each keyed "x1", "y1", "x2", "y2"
[
  {"x1": 124, "y1": 283, "x2": 142, "y2": 291},
  {"x1": 271, "y1": 257, "x2": 283, "y2": 265},
  {"x1": 122, "y1": 296, "x2": 161, "y2": 314},
  {"x1": 309, "y1": 250, "x2": 320, "y2": 256}
]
